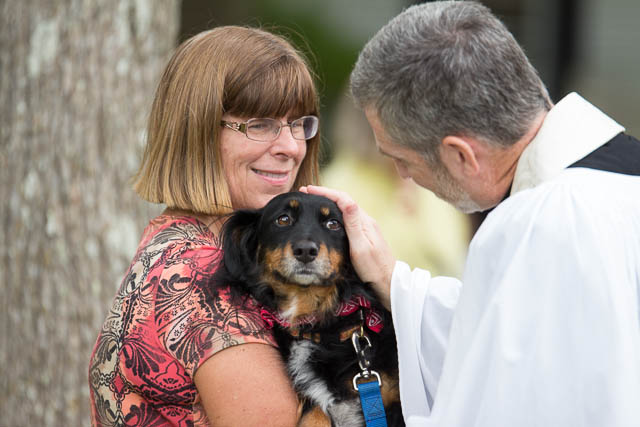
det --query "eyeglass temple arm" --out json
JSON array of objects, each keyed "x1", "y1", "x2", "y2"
[{"x1": 221, "y1": 121, "x2": 246, "y2": 133}]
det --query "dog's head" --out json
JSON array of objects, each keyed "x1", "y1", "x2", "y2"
[
  {"x1": 256, "y1": 192, "x2": 348, "y2": 287},
  {"x1": 215, "y1": 192, "x2": 363, "y2": 321}
]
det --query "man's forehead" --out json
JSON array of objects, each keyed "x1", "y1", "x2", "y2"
[
  {"x1": 375, "y1": 134, "x2": 412, "y2": 162},
  {"x1": 364, "y1": 108, "x2": 387, "y2": 139},
  {"x1": 365, "y1": 108, "x2": 406, "y2": 157}
]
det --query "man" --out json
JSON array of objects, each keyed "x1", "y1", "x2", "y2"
[{"x1": 302, "y1": 1, "x2": 640, "y2": 426}]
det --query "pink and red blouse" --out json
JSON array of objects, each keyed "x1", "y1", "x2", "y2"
[{"x1": 89, "y1": 215, "x2": 275, "y2": 426}]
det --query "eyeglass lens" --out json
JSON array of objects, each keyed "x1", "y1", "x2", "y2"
[{"x1": 246, "y1": 116, "x2": 318, "y2": 141}]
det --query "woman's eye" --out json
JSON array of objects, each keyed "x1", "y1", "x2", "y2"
[
  {"x1": 248, "y1": 123, "x2": 270, "y2": 131},
  {"x1": 325, "y1": 219, "x2": 342, "y2": 231},
  {"x1": 276, "y1": 214, "x2": 292, "y2": 226}
]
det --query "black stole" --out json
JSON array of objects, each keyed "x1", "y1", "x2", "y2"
[{"x1": 568, "y1": 132, "x2": 640, "y2": 175}]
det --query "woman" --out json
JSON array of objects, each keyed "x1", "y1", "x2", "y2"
[{"x1": 89, "y1": 26, "x2": 320, "y2": 426}]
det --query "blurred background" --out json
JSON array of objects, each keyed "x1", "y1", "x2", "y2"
[{"x1": 1, "y1": 0, "x2": 638, "y2": 424}]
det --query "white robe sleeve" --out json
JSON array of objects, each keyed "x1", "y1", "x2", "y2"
[{"x1": 390, "y1": 260, "x2": 461, "y2": 424}]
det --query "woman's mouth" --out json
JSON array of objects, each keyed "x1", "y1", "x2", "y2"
[{"x1": 252, "y1": 168, "x2": 290, "y2": 185}]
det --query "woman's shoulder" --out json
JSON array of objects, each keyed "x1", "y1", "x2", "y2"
[
  {"x1": 135, "y1": 214, "x2": 220, "y2": 272},
  {"x1": 142, "y1": 214, "x2": 220, "y2": 251}
]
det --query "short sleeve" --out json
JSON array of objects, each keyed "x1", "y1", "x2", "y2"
[{"x1": 154, "y1": 244, "x2": 276, "y2": 378}]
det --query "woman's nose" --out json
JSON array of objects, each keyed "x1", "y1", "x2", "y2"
[{"x1": 270, "y1": 125, "x2": 302, "y2": 158}]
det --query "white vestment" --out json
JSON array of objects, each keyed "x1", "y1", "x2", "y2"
[{"x1": 391, "y1": 93, "x2": 640, "y2": 426}]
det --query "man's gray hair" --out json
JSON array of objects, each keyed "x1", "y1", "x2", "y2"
[{"x1": 351, "y1": 1, "x2": 552, "y2": 164}]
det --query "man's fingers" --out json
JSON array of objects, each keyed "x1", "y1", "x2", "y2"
[
  {"x1": 301, "y1": 185, "x2": 364, "y2": 232},
  {"x1": 300, "y1": 185, "x2": 348, "y2": 206},
  {"x1": 339, "y1": 199, "x2": 362, "y2": 232},
  {"x1": 300, "y1": 185, "x2": 378, "y2": 249}
]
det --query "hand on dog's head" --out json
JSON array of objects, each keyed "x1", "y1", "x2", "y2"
[{"x1": 213, "y1": 192, "x2": 368, "y2": 317}]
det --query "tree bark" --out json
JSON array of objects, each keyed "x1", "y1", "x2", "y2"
[{"x1": 0, "y1": 0, "x2": 179, "y2": 424}]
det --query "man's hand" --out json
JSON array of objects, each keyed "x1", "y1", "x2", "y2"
[{"x1": 300, "y1": 185, "x2": 395, "y2": 309}]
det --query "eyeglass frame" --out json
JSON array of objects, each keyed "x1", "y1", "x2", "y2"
[{"x1": 220, "y1": 115, "x2": 319, "y2": 142}]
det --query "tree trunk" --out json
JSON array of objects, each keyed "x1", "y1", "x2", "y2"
[{"x1": 0, "y1": 1, "x2": 179, "y2": 424}]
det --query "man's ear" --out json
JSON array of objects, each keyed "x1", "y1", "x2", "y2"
[{"x1": 440, "y1": 135, "x2": 481, "y2": 178}]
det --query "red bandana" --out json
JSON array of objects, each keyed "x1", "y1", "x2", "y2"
[{"x1": 259, "y1": 294, "x2": 384, "y2": 333}]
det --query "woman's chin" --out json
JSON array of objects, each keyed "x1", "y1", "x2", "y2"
[{"x1": 240, "y1": 189, "x2": 293, "y2": 210}]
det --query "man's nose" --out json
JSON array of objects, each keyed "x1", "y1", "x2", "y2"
[{"x1": 394, "y1": 160, "x2": 410, "y2": 179}]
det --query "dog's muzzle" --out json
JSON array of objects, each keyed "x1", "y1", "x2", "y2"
[{"x1": 292, "y1": 239, "x2": 319, "y2": 264}]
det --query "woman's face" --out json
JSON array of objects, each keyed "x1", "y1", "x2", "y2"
[{"x1": 220, "y1": 114, "x2": 308, "y2": 210}]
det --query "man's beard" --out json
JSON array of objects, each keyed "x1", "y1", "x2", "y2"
[{"x1": 431, "y1": 163, "x2": 484, "y2": 214}]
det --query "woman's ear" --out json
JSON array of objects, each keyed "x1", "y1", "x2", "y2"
[{"x1": 440, "y1": 135, "x2": 481, "y2": 178}]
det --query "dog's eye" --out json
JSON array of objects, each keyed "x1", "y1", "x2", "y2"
[
  {"x1": 276, "y1": 214, "x2": 292, "y2": 227},
  {"x1": 325, "y1": 219, "x2": 342, "y2": 231}
]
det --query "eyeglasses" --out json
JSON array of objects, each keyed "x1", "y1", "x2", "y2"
[{"x1": 220, "y1": 115, "x2": 319, "y2": 142}]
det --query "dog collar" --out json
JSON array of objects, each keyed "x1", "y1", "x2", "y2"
[{"x1": 259, "y1": 294, "x2": 384, "y2": 333}]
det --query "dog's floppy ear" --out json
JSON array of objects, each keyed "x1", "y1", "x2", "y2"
[{"x1": 214, "y1": 208, "x2": 262, "y2": 288}]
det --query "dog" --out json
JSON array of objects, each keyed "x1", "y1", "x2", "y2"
[{"x1": 211, "y1": 191, "x2": 404, "y2": 426}]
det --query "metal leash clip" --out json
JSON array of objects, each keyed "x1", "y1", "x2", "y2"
[
  {"x1": 351, "y1": 329, "x2": 382, "y2": 391},
  {"x1": 351, "y1": 325, "x2": 388, "y2": 426}
]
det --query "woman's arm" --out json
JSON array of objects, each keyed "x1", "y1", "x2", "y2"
[{"x1": 194, "y1": 342, "x2": 299, "y2": 427}]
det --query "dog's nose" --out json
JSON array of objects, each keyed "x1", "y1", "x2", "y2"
[{"x1": 293, "y1": 240, "x2": 319, "y2": 263}]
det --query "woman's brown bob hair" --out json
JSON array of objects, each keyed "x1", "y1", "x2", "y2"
[{"x1": 133, "y1": 26, "x2": 320, "y2": 215}]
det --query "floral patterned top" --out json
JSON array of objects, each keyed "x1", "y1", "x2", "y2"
[{"x1": 89, "y1": 215, "x2": 275, "y2": 426}]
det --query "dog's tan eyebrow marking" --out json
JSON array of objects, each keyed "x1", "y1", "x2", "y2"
[
  {"x1": 289, "y1": 199, "x2": 300, "y2": 209},
  {"x1": 320, "y1": 206, "x2": 330, "y2": 216}
]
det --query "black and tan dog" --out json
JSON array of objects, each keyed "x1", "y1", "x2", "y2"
[{"x1": 212, "y1": 192, "x2": 404, "y2": 426}]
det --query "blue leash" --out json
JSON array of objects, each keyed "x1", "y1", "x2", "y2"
[
  {"x1": 356, "y1": 375, "x2": 387, "y2": 426},
  {"x1": 352, "y1": 330, "x2": 388, "y2": 427}
]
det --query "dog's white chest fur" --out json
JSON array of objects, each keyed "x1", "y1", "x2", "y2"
[{"x1": 287, "y1": 340, "x2": 364, "y2": 426}]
